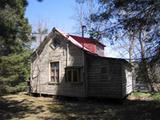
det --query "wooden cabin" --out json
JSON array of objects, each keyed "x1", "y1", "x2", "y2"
[{"x1": 30, "y1": 28, "x2": 133, "y2": 99}]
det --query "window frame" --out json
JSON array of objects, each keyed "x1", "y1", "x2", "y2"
[
  {"x1": 65, "y1": 66, "x2": 81, "y2": 83},
  {"x1": 49, "y1": 61, "x2": 60, "y2": 84}
]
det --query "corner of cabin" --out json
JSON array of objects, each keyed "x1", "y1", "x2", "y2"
[
  {"x1": 121, "y1": 61, "x2": 133, "y2": 97},
  {"x1": 86, "y1": 54, "x2": 124, "y2": 99},
  {"x1": 30, "y1": 28, "x2": 86, "y2": 97},
  {"x1": 30, "y1": 28, "x2": 132, "y2": 99}
]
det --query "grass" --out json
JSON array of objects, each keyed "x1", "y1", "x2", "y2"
[
  {"x1": 131, "y1": 92, "x2": 151, "y2": 97},
  {"x1": 131, "y1": 91, "x2": 160, "y2": 101},
  {"x1": 151, "y1": 93, "x2": 160, "y2": 101},
  {"x1": 0, "y1": 92, "x2": 160, "y2": 120}
]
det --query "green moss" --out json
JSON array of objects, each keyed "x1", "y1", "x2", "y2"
[
  {"x1": 131, "y1": 92, "x2": 160, "y2": 101},
  {"x1": 132, "y1": 92, "x2": 151, "y2": 97},
  {"x1": 151, "y1": 92, "x2": 160, "y2": 101}
]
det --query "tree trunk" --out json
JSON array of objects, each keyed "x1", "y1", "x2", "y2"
[
  {"x1": 128, "y1": 32, "x2": 135, "y2": 63},
  {"x1": 138, "y1": 29, "x2": 154, "y2": 92}
]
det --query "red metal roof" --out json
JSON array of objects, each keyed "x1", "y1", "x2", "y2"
[
  {"x1": 70, "y1": 35, "x2": 105, "y2": 47},
  {"x1": 70, "y1": 35, "x2": 105, "y2": 53}
]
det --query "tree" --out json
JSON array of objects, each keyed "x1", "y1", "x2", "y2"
[
  {"x1": 74, "y1": 0, "x2": 98, "y2": 36},
  {"x1": 32, "y1": 20, "x2": 48, "y2": 49},
  {"x1": 0, "y1": 0, "x2": 32, "y2": 95},
  {"x1": 88, "y1": 0, "x2": 160, "y2": 91},
  {"x1": 89, "y1": 0, "x2": 159, "y2": 55}
]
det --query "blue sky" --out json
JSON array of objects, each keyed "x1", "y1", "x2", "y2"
[
  {"x1": 25, "y1": 0, "x2": 76, "y2": 33},
  {"x1": 25, "y1": 0, "x2": 121, "y2": 58}
]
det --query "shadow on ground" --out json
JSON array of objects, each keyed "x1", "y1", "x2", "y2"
[
  {"x1": 0, "y1": 94, "x2": 45, "y2": 120},
  {"x1": 45, "y1": 98, "x2": 160, "y2": 120},
  {"x1": 0, "y1": 93, "x2": 160, "y2": 120}
]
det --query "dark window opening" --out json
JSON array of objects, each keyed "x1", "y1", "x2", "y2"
[
  {"x1": 67, "y1": 70, "x2": 72, "y2": 82},
  {"x1": 50, "y1": 39, "x2": 61, "y2": 49},
  {"x1": 66, "y1": 67, "x2": 81, "y2": 83},
  {"x1": 73, "y1": 70, "x2": 78, "y2": 82}
]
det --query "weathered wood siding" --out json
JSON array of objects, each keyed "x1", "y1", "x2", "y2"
[
  {"x1": 30, "y1": 29, "x2": 132, "y2": 98},
  {"x1": 31, "y1": 31, "x2": 86, "y2": 97},
  {"x1": 121, "y1": 64, "x2": 133, "y2": 96},
  {"x1": 87, "y1": 55, "x2": 128, "y2": 99}
]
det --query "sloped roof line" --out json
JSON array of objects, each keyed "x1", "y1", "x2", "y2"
[
  {"x1": 31, "y1": 27, "x2": 131, "y2": 66},
  {"x1": 70, "y1": 35, "x2": 106, "y2": 47},
  {"x1": 57, "y1": 28, "x2": 130, "y2": 65},
  {"x1": 55, "y1": 28, "x2": 95, "y2": 53},
  {"x1": 31, "y1": 27, "x2": 99, "y2": 60}
]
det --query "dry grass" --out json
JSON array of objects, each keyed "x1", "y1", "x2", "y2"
[{"x1": 0, "y1": 92, "x2": 160, "y2": 120}]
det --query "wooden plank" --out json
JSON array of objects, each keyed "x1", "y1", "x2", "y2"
[{"x1": 31, "y1": 33, "x2": 86, "y2": 97}]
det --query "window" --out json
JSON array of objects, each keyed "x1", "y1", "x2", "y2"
[
  {"x1": 50, "y1": 39, "x2": 61, "y2": 50},
  {"x1": 65, "y1": 67, "x2": 81, "y2": 83},
  {"x1": 67, "y1": 69, "x2": 72, "y2": 82},
  {"x1": 50, "y1": 62, "x2": 59, "y2": 83}
]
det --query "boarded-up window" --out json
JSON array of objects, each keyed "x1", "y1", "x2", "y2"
[
  {"x1": 66, "y1": 67, "x2": 80, "y2": 83},
  {"x1": 50, "y1": 62, "x2": 59, "y2": 83}
]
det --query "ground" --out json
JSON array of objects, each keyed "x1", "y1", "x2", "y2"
[{"x1": 0, "y1": 92, "x2": 160, "y2": 120}]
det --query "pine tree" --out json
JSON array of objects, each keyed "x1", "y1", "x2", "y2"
[
  {"x1": 89, "y1": 0, "x2": 160, "y2": 91},
  {"x1": 0, "y1": 0, "x2": 32, "y2": 95}
]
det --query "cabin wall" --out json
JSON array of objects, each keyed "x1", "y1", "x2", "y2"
[
  {"x1": 31, "y1": 31, "x2": 86, "y2": 97},
  {"x1": 87, "y1": 56, "x2": 124, "y2": 99},
  {"x1": 121, "y1": 64, "x2": 133, "y2": 96},
  {"x1": 96, "y1": 44, "x2": 104, "y2": 56}
]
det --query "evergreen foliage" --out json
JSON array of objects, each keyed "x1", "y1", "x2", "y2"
[
  {"x1": 0, "y1": 0, "x2": 32, "y2": 95},
  {"x1": 88, "y1": 0, "x2": 160, "y2": 91}
]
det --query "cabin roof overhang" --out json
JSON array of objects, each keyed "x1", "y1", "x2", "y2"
[
  {"x1": 30, "y1": 27, "x2": 95, "y2": 61},
  {"x1": 85, "y1": 51, "x2": 133, "y2": 68},
  {"x1": 30, "y1": 27, "x2": 132, "y2": 68}
]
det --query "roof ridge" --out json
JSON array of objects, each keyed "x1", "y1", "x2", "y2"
[
  {"x1": 54, "y1": 28, "x2": 93, "y2": 53},
  {"x1": 70, "y1": 34, "x2": 106, "y2": 47}
]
